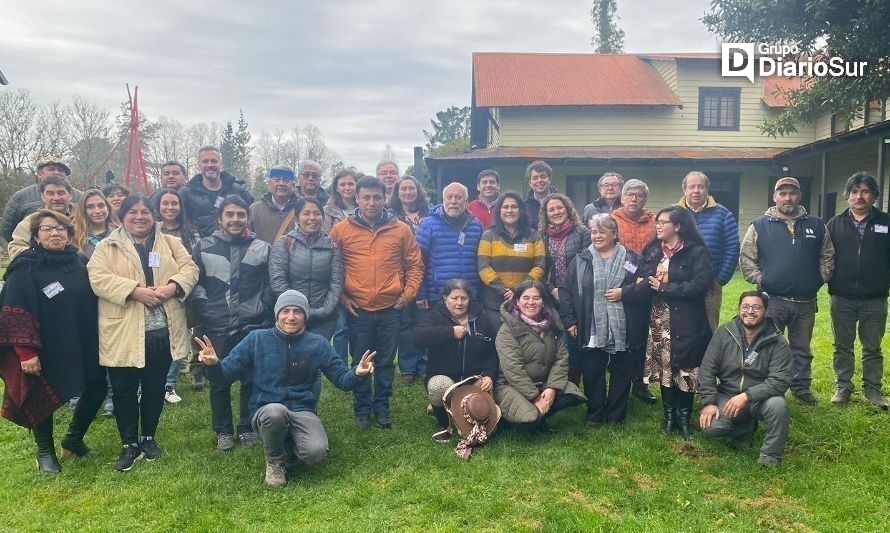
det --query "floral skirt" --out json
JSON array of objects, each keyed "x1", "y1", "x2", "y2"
[{"x1": 644, "y1": 298, "x2": 699, "y2": 392}]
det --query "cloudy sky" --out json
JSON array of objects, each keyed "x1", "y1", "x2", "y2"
[{"x1": 1, "y1": 0, "x2": 719, "y2": 173}]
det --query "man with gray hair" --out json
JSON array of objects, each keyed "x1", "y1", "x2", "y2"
[
  {"x1": 415, "y1": 182, "x2": 485, "y2": 310},
  {"x1": 180, "y1": 145, "x2": 254, "y2": 237},
  {"x1": 582, "y1": 172, "x2": 624, "y2": 226},
  {"x1": 295, "y1": 160, "x2": 329, "y2": 204},
  {"x1": 250, "y1": 165, "x2": 300, "y2": 244},
  {"x1": 376, "y1": 160, "x2": 400, "y2": 199},
  {"x1": 678, "y1": 170, "x2": 740, "y2": 331}
]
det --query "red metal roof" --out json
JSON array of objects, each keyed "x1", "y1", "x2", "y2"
[
  {"x1": 473, "y1": 53, "x2": 682, "y2": 107},
  {"x1": 762, "y1": 76, "x2": 806, "y2": 108},
  {"x1": 639, "y1": 53, "x2": 721, "y2": 60},
  {"x1": 428, "y1": 146, "x2": 784, "y2": 162}
]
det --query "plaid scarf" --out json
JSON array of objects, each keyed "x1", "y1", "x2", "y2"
[{"x1": 586, "y1": 244, "x2": 628, "y2": 353}]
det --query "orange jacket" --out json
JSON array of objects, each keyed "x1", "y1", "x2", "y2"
[
  {"x1": 613, "y1": 208, "x2": 655, "y2": 255},
  {"x1": 329, "y1": 214, "x2": 424, "y2": 311}
]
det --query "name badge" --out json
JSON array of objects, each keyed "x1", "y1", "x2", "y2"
[
  {"x1": 148, "y1": 252, "x2": 161, "y2": 268},
  {"x1": 457, "y1": 232, "x2": 466, "y2": 246},
  {"x1": 875, "y1": 224, "x2": 888, "y2": 234},
  {"x1": 214, "y1": 196, "x2": 225, "y2": 208},
  {"x1": 42, "y1": 281, "x2": 64, "y2": 299},
  {"x1": 513, "y1": 243, "x2": 528, "y2": 253},
  {"x1": 744, "y1": 350, "x2": 760, "y2": 367},
  {"x1": 623, "y1": 261, "x2": 637, "y2": 274}
]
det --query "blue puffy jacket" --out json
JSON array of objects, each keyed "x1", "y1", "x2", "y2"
[
  {"x1": 415, "y1": 204, "x2": 484, "y2": 301},
  {"x1": 207, "y1": 327, "x2": 362, "y2": 418},
  {"x1": 678, "y1": 196, "x2": 739, "y2": 286}
]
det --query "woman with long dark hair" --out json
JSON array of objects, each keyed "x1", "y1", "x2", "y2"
[
  {"x1": 493, "y1": 280, "x2": 585, "y2": 429},
  {"x1": 477, "y1": 192, "x2": 546, "y2": 319},
  {"x1": 88, "y1": 195, "x2": 199, "y2": 471},
  {"x1": 0, "y1": 211, "x2": 106, "y2": 472},
  {"x1": 639, "y1": 205, "x2": 713, "y2": 439},
  {"x1": 388, "y1": 175, "x2": 430, "y2": 382},
  {"x1": 323, "y1": 168, "x2": 358, "y2": 235},
  {"x1": 153, "y1": 188, "x2": 199, "y2": 254}
]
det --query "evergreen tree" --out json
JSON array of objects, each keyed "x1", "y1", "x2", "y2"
[{"x1": 590, "y1": 0, "x2": 625, "y2": 54}]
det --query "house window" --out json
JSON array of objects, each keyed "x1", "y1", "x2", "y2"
[
  {"x1": 698, "y1": 88, "x2": 741, "y2": 131},
  {"x1": 831, "y1": 114, "x2": 849, "y2": 135},
  {"x1": 865, "y1": 100, "x2": 885, "y2": 125}
]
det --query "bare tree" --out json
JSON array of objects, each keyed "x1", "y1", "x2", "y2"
[
  {"x1": 380, "y1": 143, "x2": 397, "y2": 166},
  {"x1": 67, "y1": 95, "x2": 113, "y2": 187},
  {"x1": 33, "y1": 102, "x2": 72, "y2": 167},
  {"x1": 0, "y1": 89, "x2": 38, "y2": 174},
  {"x1": 185, "y1": 121, "x2": 222, "y2": 174}
]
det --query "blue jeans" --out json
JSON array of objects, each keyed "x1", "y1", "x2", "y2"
[
  {"x1": 165, "y1": 359, "x2": 186, "y2": 389},
  {"x1": 348, "y1": 306, "x2": 400, "y2": 415},
  {"x1": 397, "y1": 301, "x2": 426, "y2": 376},
  {"x1": 332, "y1": 307, "x2": 350, "y2": 363}
]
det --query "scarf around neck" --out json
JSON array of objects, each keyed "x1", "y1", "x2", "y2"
[
  {"x1": 544, "y1": 221, "x2": 575, "y2": 286},
  {"x1": 514, "y1": 305, "x2": 551, "y2": 338},
  {"x1": 586, "y1": 244, "x2": 628, "y2": 353}
]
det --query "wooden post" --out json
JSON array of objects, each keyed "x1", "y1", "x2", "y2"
[{"x1": 819, "y1": 152, "x2": 828, "y2": 219}]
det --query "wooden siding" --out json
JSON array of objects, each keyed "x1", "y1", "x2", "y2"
[
  {"x1": 496, "y1": 61, "x2": 818, "y2": 148},
  {"x1": 649, "y1": 59, "x2": 678, "y2": 93}
]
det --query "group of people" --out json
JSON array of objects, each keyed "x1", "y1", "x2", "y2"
[{"x1": 0, "y1": 149, "x2": 886, "y2": 487}]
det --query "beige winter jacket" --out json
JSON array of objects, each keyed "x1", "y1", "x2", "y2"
[{"x1": 87, "y1": 224, "x2": 199, "y2": 367}]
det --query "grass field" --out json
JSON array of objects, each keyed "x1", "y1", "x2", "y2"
[{"x1": 0, "y1": 274, "x2": 888, "y2": 531}]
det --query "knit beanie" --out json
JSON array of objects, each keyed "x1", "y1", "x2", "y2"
[{"x1": 274, "y1": 290, "x2": 309, "y2": 317}]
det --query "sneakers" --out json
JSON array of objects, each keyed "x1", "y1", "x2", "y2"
[
  {"x1": 757, "y1": 455, "x2": 781, "y2": 467},
  {"x1": 164, "y1": 387, "x2": 182, "y2": 404},
  {"x1": 864, "y1": 389, "x2": 889, "y2": 410},
  {"x1": 140, "y1": 436, "x2": 162, "y2": 461},
  {"x1": 831, "y1": 387, "x2": 853, "y2": 405},
  {"x1": 217, "y1": 433, "x2": 235, "y2": 452},
  {"x1": 239, "y1": 432, "x2": 258, "y2": 447},
  {"x1": 69, "y1": 397, "x2": 80, "y2": 411},
  {"x1": 375, "y1": 410, "x2": 392, "y2": 429},
  {"x1": 265, "y1": 460, "x2": 287, "y2": 488},
  {"x1": 432, "y1": 427, "x2": 451, "y2": 443},
  {"x1": 793, "y1": 390, "x2": 818, "y2": 406},
  {"x1": 355, "y1": 414, "x2": 372, "y2": 429},
  {"x1": 114, "y1": 444, "x2": 144, "y2": 472}
]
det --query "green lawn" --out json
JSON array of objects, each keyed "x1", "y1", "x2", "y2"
[{"x1": 0, "y1": 274, "x2": 888, "y2": 531}]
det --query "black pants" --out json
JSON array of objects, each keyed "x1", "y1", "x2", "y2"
[
  {"x1": 206, "y1": 331, "x2": 252, "y2": 435},
  {"x1": 67, "y1": 377, "x2": 109, "y2": 439},
  {"x1": 630, "y1": 347, "x2": 646, "y2": 387},
  {"x1": 108, "y1": 335, "x2": 172, "y2": 444},
  {"x1": 580, "y1": 348, "x2": 633, "y2": 424}
]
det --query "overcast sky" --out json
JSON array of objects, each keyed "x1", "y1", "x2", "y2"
[{"x1": 1, "y1": 0, "x2": 719, "y2": 174}]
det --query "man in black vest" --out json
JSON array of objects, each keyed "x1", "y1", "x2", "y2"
[
  {"x1": 739, "y1": 177, "x2": 834, "y2": 406},
  {"x1": 826, "y1": 172, "x2": 889, "y2": 409}
]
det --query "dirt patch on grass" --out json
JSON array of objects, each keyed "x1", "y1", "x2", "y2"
[
  {"x1": 632, "y1": 473, "x2": 656, "y2": 490},
  {"x1": 668, "y1": 441, "x2": 712, "y2": 462},
  {"x1": 562, "y1": 487, "x2": 620, "y2": 520},
  {"x1": 602, "y1": 467, "x2": 621, "y2": 480}
]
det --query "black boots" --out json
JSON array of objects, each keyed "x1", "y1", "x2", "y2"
[
  {"x1": 660, "y1": 386, "x2": 675, "y2": 435},
  {"x1": 431, "y1": 405, "x2": 451, "y2": 442},
  {"x1": 33, "y1": 418, "x2": 60, "y2": 474},
  {"x1": 675, "y1": 389, "x2": 695, "y2": 440}
]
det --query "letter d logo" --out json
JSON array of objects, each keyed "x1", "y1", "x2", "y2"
[{"x1": 722, "y1": 43, "x2": 755, "y2": 83}]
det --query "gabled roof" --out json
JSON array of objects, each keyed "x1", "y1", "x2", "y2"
[{"x1": 473, "y1": 53, "x2": 682, "y2": 108}]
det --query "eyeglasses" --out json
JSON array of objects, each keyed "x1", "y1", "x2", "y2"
[
  {"x1": 654, "y1": 220, "x2": 673, "y2": 226},
  {"x1": 600, "y1": 183, "x2": 621, "y2": 189},
  {"x1": 300, "y1": 173, "x2": 321, "y2": 179},
  {"x1": 38, "y1": 225, "x2": 68, "y2": 234},
  {"x1": 623, "y1": 192, "x2": 645, "y2": 199},
  {"x1": 740, "y1": 304, "x2": 764, "y2": 312}
]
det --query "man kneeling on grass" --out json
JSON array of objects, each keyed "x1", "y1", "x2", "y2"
[
  {"x1": 699, "y1": 290, "x2": 792, "y2": 466},
  {"x1": 197, "y1": 290, "x2": 376, "y2": 487}
]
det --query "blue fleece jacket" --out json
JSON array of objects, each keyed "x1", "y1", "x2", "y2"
[
  {"x1": 208, "y1": 327, "x2": 362, "y2": 418},
  {"x1": 679, "y1": 196, "x2": 740, "y2": 286}
]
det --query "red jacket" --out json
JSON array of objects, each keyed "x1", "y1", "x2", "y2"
[{"x1": 467, "y1": 199, "x2": 496, "y2": 229}]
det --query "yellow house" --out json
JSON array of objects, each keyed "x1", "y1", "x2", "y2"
[{"x1": 426, "y1": 52, "x2": 890, "y2": 234}]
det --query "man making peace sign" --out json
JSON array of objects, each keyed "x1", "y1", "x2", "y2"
[{"x1": 198, "y1": 290, "x2": 376, "y2": 487}]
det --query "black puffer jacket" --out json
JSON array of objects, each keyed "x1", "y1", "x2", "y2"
[
  {"x1": 637, "y1": 240, "x2": 714, "y2": 369},
  {"x1": 180, "y1": 171, "x2": 254, "y2": 237},
  {"x1": 411, "y1": 301, "x2": 500, "y2": 381}
]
